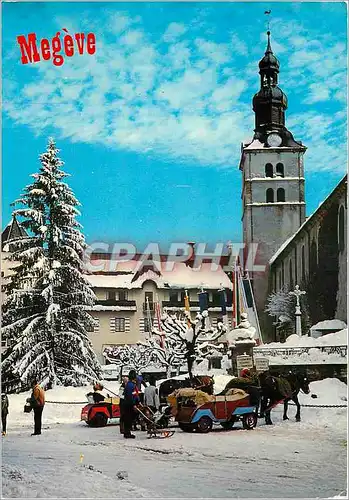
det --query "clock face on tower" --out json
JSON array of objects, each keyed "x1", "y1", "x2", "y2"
[{"x1": 267, "y1": 132, "x2": 282, "y2": 147}]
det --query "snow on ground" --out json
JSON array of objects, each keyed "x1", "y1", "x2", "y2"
[
  {"x1": 254, "y1": 329, "x2": 348, "y2": 365},
  {"x1": 261, "y1": 329, "x2": 348, "y2": 348},
  {"x1": 2, "y1": 378, "x2": 347, "y2": 498}
]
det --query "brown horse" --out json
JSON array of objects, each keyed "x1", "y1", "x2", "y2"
[{"x1": 159, "y1": 375, "x2": 214, "y2": 404}]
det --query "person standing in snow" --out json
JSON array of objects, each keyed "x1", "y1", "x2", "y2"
[
  {"x1": 123, "y1": 370, "x2": 139, "y2": 439},
  {"x1": 118, "y1": 376, "x2": 128, "y2": 434},
  {"x1": 28, "y1": 379, "x2": 45, "y2": 436},
  {"x1": 144, "y1": 376, "x2": 160, "y2": 413},
  {"x1": 2, "y1": 391, "x2": 9, "y2": 436}
]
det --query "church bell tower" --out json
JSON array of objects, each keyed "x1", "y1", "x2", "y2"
[{"x1": 240, "y1": 31, "x2": 307, "y2": 326}]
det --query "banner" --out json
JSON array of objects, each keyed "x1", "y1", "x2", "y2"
[
  {"x1": 198, "y1": 290, "x2": 209, "y2": 312},
  {"x1": 154, "y1": 296, "x2": 164, "y2": 348},
  {"x1": 184, "y1": 290, "x2": 191, "y2": 326}
]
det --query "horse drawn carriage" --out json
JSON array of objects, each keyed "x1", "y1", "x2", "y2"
[{"x1": 168, "y1": 387, "x2": 258, "y2": 433}]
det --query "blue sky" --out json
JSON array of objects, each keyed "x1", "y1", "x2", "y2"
[{"x1": 2, "y1": 2, "x2": 347, "y2": 249}]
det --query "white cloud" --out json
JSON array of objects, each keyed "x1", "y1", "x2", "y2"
[
  {"x1": 3, "y1": 13, "x2": 347, "y2": 173},
  {"x1": 163, "y1": 22, "x2": 187, "y2": 43}
]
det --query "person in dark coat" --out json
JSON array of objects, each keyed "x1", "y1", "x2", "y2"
[
  {"x1": 118, "y1": 376, "x2": 128, "y2": 434},
  {"x1": 123, "y1": 370, "x2": 139, "y2": 439},
  {"x1": 2, "y1": 391, "x2": 9, "y2": 436},
  {"x1": 28, "y1": 379, "x2": 45, "y2": 436}
]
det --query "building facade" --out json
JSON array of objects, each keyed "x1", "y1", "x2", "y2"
[
  {"x1": 268, "y1": 176, "x2": 347, "y2": 339},
  {"x1": 85, "y1": 251, "x2": 234, "y2": 363},
  {"x1": 239, "y1": 31, "x2": 307, "y2": 333}
]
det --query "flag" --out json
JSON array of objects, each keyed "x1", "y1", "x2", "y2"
[
  {"x1": 146, "y1": 296, "x2": 153, "y2": 336},
  {"x1": 198, "y1": 290, "x2": 208, "y2": 312},
  {"x1": 155, "y1": 296, "x2": 164, "y2": 348},
  {"x1": 184, "y1": 290, "x2": 191, "y2": 326}
]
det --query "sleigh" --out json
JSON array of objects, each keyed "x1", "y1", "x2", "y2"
[{"x1": 169, "y1": 388, "x2": 258, "y2": 433}]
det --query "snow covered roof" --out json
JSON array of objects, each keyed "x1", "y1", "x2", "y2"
[
  {"x1": 86, "y1": 261, "x2": 233, "y2": 290},
  {"x1": 310, "y1": 320, "x2": 347, "y2": 331},
  {"x1": 270, "y1": 175, "x2": 347, "y2": 265},
  {"x1": 1, "y1": 216, "x2": 28, "y2": 250}
]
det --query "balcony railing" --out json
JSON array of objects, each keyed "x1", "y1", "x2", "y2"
[
  {"x1": 162, "y1": 300, "x2": 224, "y2": 308},
  {"x1": 96, "y1": 299, "x2": 137, "y2": 307},
  {"x1": 143, "y1": 302, "x2": 155, "y2": 312}
]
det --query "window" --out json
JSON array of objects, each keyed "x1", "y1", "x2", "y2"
[
  {"x1": 144, "y1": 291, "x2": 154, "y2": 311},
  {"x1": 266, "y1": 188, "x2": 274, "y2": 203},
  {"x1": 1, "y1": 271, "x2": 4, "y2": 278},
  {"x1": 112, "y1": 318, "x2": 125, "y2": 332},
  {"x1": 107, "y1": 290, "x2": 116, "y2": 301},
  {"x1": 169, "y1": 290, "x2": 179, "y2": 303},
  {"x1": 289, "y1": 260, "x2": 293, "y2": 289},
  {"x1": 1, "y1": 340, "x2": 7, "y2": 348},
  {"x1": 301, "y1": 245, "x2": 306, "y2": 281},
  {"x1": 338, "y1": 205, "x2": 345, "y2": 252},
  {"x1": 276, "y1": 163, "x2": 284, "y2": 177},
  {"x1": 143, "y1": 317, "x2": 151, "y2": 332},
  {"x1": 144, "y1": 291, "x2": 153, "y2": 304},
  {"x1": 93, "y1": 318, "x2": 100, "y2": 333},
  {"x1": 212, "y1": 291, "x2": 221, "y2": 305},
  {"x1": 86, "y1": 318, "x2": 99, "y2": 333},
  {"x1": 118, "y1": 289, "x2": 128, "y2": 302},
  {"x1": 209, "y1": 358, "x2": 222, "y2": 370},
  {"x1": 265, "y1": 163, "x2": 273, "y2": 178},
  {"x1": 277, "y1": 188, "x2": 285, "y2": 202}
]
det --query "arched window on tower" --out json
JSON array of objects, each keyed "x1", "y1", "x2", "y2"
[
  {"x1": 338, "y1": 205, "x2": 345, "y2": 252},
  {"x1": 265, "y1": 163, "x2": 273, "y2": 178},
  {"x1": 266, "y1": 188, "x2": 274, "y2": 203},
  {"x1": 277, "y1": 188, "x2": 285, "y2": 202},
  {"x1": 276, "y1": 163, "x2": 284, "y2": 177},
  {"x1": 289, "y1": 260, "x2": 294, "y2": 289}
]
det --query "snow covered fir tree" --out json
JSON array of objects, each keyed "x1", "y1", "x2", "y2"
[{"x1": 2, "y1": 139, "x2": 102, "y2": 392}]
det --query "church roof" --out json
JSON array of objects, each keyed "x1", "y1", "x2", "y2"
[
  {"x1": 269, "y1": 175, "x2": 347, "y2": 265},
  {"x1": 1, "y1": 216, "x2": 28, "y2": 250}
]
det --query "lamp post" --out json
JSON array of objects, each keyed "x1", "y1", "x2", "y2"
[{"x1": 289, "y1": 285, "x2": 306, "y2": 336}]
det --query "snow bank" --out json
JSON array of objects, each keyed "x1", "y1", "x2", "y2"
[
  {"x1": 255, "y1": 330, "x2": 347, "y2": 365},
  {"x1": 299, "y1": 378, "x2": 347, "y2": 406},
  {"x1": 262, "y1": 329, "x2": 348, "y2": 348},
  {"x1": 6, "y1": 382, "x2": 120, "y2": 430}
]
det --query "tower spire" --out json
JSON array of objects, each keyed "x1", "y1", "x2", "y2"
[
  {"x1": 266, "y1": 30, "x2": 272, "y2": 53},
  {"x1": 251, "y1": 29, "x2": 305, "y2": 148}
]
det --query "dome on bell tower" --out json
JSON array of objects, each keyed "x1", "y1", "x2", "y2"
[
  {"x1": 250, "y1": 30, "x2": 302, "y2": 148},
  {"x1": 258, "y1": 31, "x2": 280, "y2": 74}
]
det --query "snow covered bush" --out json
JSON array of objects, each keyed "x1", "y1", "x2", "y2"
[
  {"x1": 102, "y1": 311, "x2": 226, "y2": 379},
  {"x1": 265, "y1": 286, "x2": 310, "y2": 340},
  {"x1": 2, "y1": 139, "x2": 102, "y2": 392},
  {"x1": 103, "y1": 344, "x2": 155, "y2": 375},
  {"x1": 154, "y1": 311, "x2": 226, "y2": 378}
]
